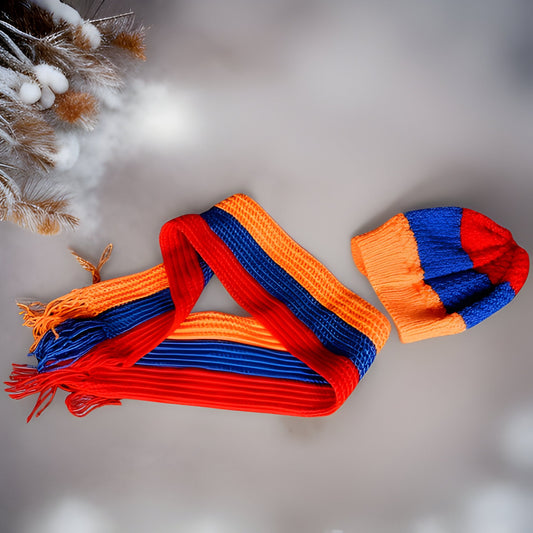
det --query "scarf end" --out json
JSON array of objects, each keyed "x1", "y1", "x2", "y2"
[{"x1": 5, "y1": 363, "x2": 121, "y2": 421}]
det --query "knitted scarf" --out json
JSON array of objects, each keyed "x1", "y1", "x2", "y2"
[{"x1": 6, "y1": 194, "x2": 391, "y2": 420}]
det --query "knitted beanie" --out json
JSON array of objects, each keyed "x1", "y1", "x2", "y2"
[{"x1": 351, "y1": 207, "x2": 529, "y2": 343}]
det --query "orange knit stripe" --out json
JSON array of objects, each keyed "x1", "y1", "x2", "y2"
[
  {"x1": 68, "y1": 264, "x2": 168, "y2": 312},
  {"x1": 216, "y1": 194, "x2": 390, "y2": 351},
  {"x1": 351, "y1": 213, "x2": 466, "y2": 343},
  {"x1": 23, "y1": 264, "x2": 169, "y2": 348},
  {"x1": 168, "y1": 311, "x2": 288, "y2": 351}
]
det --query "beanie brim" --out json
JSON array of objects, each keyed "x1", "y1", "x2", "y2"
[{"x1": 351, "y1": 213, "x2": 467, "y2": 343}]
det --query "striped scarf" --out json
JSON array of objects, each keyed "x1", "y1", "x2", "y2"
[{"x1": 7, "y1": 194, "x2": 391, "y2": 420}]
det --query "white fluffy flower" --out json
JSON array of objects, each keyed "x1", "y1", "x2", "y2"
[
  {"x1": 19, "y1": 82, "x2": 42, "y2": 104},
  {"x1": 34, "y1": 64, "x2": 69, "y2": 94}
]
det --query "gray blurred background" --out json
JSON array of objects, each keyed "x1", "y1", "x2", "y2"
[{"x1": 1, "y1": 1, "x2": 533, "y2": 532}]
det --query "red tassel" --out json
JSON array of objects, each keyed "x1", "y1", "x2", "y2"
[{"x1": 65, "y1": 392, "x2": 122, "y2": 417}]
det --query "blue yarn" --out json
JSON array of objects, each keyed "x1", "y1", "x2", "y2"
[
  {"x1": 405, "y1": 207, "x2": 472, "y2": 279},
  {"x1": 460, "y1": 281, "x2": 516, "y2": 328},
  {"x1": 33, "y1": 319, "x2": 108, "y2": 372},
  {"x1": 426, "y1": 270, "x2": 493, "y2": 314},
  {"x1": 140, "y1": 339, "x2": 327, "y2": 384},
  {"x1": 197, "y1": 255, "x2": 214, "y2": 286}
]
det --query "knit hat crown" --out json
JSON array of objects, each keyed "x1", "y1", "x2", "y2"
[{"x1": 351, "y1": 206, "x2": 529, "y2": 342}]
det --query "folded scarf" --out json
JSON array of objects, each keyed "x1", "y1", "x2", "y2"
[{"x1": 6, "y1": 194, "x2": 391, "y2": 420}]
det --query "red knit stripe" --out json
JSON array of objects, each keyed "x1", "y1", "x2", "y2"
[
  {"x1": 461, "y1": 209, "x2": 529, "y2": 293},
  {"x1": 77, "y1": 366, "x2": 338, "y2": 416}
]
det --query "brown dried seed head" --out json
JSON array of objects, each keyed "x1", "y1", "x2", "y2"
[
  {"x1": 112, "y1": 31, "x2": 146, "y2": 60},
  {"x1": 54, "y1": 91, "x2": 98, "y2": 124}
]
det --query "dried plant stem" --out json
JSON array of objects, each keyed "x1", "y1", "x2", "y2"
[{"x1": 92, "y1": 12, "x2": 135, "y2": 23}]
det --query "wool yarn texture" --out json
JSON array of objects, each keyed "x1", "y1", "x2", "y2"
[{"x1": 6, "y1": 196, "x2": 528, "y2": 420}]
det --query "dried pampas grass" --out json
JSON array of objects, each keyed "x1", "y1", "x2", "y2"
[
  {"x1": 0, "y1": 167, "x2": 77, "y2": 234},
  {"x1": 0, "y1": 0, "x2": 145, "y2": 234}
]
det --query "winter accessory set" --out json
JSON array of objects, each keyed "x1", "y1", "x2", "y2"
[{"x1": 5, "y1": 194, "x2": 529, "y2": 420}]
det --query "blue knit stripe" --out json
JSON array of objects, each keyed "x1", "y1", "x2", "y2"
[
  {"x1": 139, "y1": 339, "x2": 327, "y2": 384},
  {"x1": 426, "y1": 270, "x2": 493, "y2": 315},
  {"x1": 201, "y1": 206, "x2": 377, "y2": 377},
  {"x1": 405, "y1": 207, "x2": 497, "y2": 319},
  {"x1": 405, "y1": 207, "x2": 471, "y2": 278},
  {"x1": 33, "y1": 288, "x2": 174, "y2": 372},
  {"x1": 460, "y1": 281, "x2": 516, "y2": 328}
]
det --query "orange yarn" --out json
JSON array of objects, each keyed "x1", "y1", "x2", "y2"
[
  {"x1": 351, "y1": 213, "x2": 466, "y2": 342},
  {"x1": 168, "y1": 312, "x2": 287, "y2": 351}
]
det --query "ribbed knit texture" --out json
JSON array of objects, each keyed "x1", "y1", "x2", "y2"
[
  {"x1": 6, "y1": 194, "x2": 391, "y2": 420},
  {"x1": 351, "y1": 207, "x2": 529, "y2": 343}
]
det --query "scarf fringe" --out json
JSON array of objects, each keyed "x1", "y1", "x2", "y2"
[
  {"x1": 18, "y1": 293, "x2": 92, "y2": 352},
  {"x1": 4, "y1": 362, "x2": 110, "y2": 421},
  {"x1": 32, "y1": 317, "x2": 109, "y2": 371},
  {"x1": 5, "y1": 364, "x2": 57, "y2": 421},
  {"x1": 65, "y1": 392, "x2": 122, "y2": 417}
]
